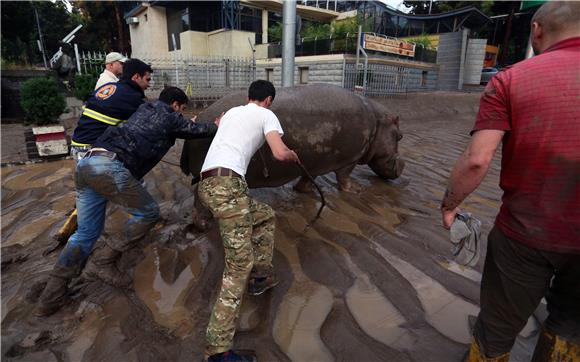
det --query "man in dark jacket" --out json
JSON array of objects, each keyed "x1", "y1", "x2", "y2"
[
  {"x1": 53, "y1": 59, "x2": 153, "y2": 245},
  {"x1": 70, "y1": 58, "x2": 152, "y2": 157},
  {"x1": 35, "y1": 87, "x2": 218, "y2": 317}
]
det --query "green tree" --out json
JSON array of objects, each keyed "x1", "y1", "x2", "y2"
[
  {"x1": 268, "y1": 23, "x2": 283, "y2": 42},
  {"x1": 406, "y1": 34, "x2": 433, "y2": 48},
  {"x1": 71, "y1": 1, "x2": 130, "y2": 53},
  {"x1": 332, "y1": 17, "x2": 360, "y2": 38},
  {"x1": 300, "y1": 22, "x2": 331, "y2": 39},
  {"x1": 1, "y1": 1, "x2": 80, "y2": 66}
]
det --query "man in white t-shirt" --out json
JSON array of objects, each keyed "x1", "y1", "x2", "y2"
[
  {"x1": 199, "y1": 80, "x2": 299, "y2": 362},
  {"x1": 95, "y1": 52, "x2": 127, "y2": 90}
]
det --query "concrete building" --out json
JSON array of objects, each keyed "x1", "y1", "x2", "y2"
[
  {"x1": 124, "y1": 1, "x2": 339, "y2": 58},
  {"x1": 122, "y1": 1, "x2": 491, "y2": 93}
]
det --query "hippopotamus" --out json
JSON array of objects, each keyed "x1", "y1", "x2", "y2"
[{"x1": 180, "y1": 84, "x2": 404, "y2": 228}]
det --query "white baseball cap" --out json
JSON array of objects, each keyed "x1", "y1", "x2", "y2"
[{"x1": 105, "y1": 52, "x2": 128, "y2": 64}]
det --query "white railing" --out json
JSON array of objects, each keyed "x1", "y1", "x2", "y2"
[{"x1": 77, "y1": 51, "x2": 256, "y2": 101}]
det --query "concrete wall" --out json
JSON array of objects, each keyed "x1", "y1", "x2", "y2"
[
  {"x1": 1, "y1": 70, "x2": 52, "y2": 120},
  {"x1": 407, "y1": 68, "x2": 438, "y2": 91},
  {"x1": 436, "y1": 30, "x2": 468, "y2": 91},
  {"x1": 208, "y1": 29, "x2": 256, "y2": 58},
  {"x1": 180, "y1": 31, "x2": 209, "y2": 56},
  {"x1": 463, "y1": 39, "x2": 486, "y2": 85},
  {"x1": 128, "y1": 6, "x2": 168, "y2": 56},
  {"x1": 172, "y1": 29, "x2": 257, "y2": 57},
  {"x1": 256, "y1": 54, "x2": 438, "y2": 93},
  {"x1": 256, "y1": 44, "x2": 269, "y2": 59},
  {"x1": 257, "y1": 55, "x2": 345, "y2": 87}
]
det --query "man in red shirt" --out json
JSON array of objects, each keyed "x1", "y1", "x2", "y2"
[{"x1": 441, "y1": 2, "x2": 579, "y2": 361}]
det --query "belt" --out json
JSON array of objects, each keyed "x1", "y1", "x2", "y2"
[
  {"x1": 200, "y1": 167, "x2": 242, "y2": 180},
  {"x1": 85, "y1": 149, "x2": 116, "y2": 160}
]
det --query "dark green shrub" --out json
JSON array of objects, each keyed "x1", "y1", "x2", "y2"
[
  {"x1": 20, "y1": 77, "x2": 66, "y2": 125},
  {"x1": 73, "y1": 74, "x2": 97, "y2": 102}
]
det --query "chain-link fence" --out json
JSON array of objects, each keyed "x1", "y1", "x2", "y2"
[
  {"x1": 343, "y1": 62, "x2": 418, "y2": 97},
  {"x1": 78, "y1": 50, "x2": 434, "y2": 100},
  {"x1": 142, "y1": 54, "x2": 255, "y2": 103},
  {"x1": 77, "y1": 51, "x2": 255, "y2": 102}
]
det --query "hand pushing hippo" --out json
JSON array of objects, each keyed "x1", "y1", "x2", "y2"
[{"x1": 180, "y1": 84, "x2": 404, "y2": 228}]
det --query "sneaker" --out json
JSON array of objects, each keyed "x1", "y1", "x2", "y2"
[
  {"x1": 207, "y1": 349, "x2": 257, "y2": 362},
  {"x1": 247, "y1": 275, "x2": 279, "y2": 296}
]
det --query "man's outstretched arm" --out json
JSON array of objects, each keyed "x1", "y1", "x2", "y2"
[
  {"x1": 441, "y1": 129, "x2": 505, "y2": 229},
  {"x1": 265, "y1": 131, "x2": 299, "y2": 163}
]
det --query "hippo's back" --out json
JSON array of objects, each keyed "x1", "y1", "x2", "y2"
[{"x1": 181, "y1": 84, "x2": 381, "y2": 187}]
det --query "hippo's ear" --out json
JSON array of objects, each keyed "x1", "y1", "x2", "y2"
[{"x1": 392, "y1": 116, "x2": 400, "y2": 127}]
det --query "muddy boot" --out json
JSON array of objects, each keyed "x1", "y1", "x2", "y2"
[
  {"x1": 207, "y1": 350, "x2": 257, "y2": 362},
  {"x1": 464, "y1": 337, "x2": 510, "y2": 362},
  {"x1": 83, "y1": 244, "x2": 131, "y2": 288},
  {"x1": 33, "y1": 265, "x2": 77, "y2": 317},
  {"x1": 247, "y1": 273, "x2": 279, "y2": 296},
  {"x1": 531, "y1": 329, "x2": 580, "y2": 362},
  {"x1": 53, "y1": 209, "x2": 78, "y2": 243}
]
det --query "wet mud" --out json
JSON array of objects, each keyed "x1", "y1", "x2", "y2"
[{"x1": 1, "y1": 92, "x2": 541, "y2": 361}]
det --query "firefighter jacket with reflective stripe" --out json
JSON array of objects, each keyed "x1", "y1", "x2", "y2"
[
  {"x1": 71, "y1": 79, "x2": 145, "y2": 146},
  {"x1": 93, "y1": 101, "x2": 217, "y2": 180}
]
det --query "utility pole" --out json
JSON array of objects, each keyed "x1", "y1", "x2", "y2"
[
  {"x1": 33, "y1": 5, "x2": 48, "y2": 69},
  {"x1": 281, "y1": 0, "x2": 296, "y2": 87}
]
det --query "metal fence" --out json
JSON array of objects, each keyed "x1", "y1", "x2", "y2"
[
  {"x1": 343, "y1": 62, "x2": 417, "y2": 97},
  {"x1": 77, "y1": 51, "x2": 256, "y2": 102},
  {"x1": 78, "y1": 51, "x2": 109, "y2": 76},
  {"x1": 141, "y1": 54, "x2": 256, "y2": 102},
  {"x1": 78, "y1": 50, "x2": 430, "y2": 100},
  {"x1": 268, "y1": 34, "x2": 360, "y2": 58}
]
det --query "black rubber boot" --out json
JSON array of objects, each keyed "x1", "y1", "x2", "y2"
[
  {"x1": 247, "y1": 274, "x2": 279, "y2": 296},
  {"x1": 83, "y1": 244, "x2": 131, "y2": 288},
  {"x1": 34, "y1": 264, "x2": 78, "y2": 317},
  {"x1": 207, "y1": 350, "x2": 257, "y2": 362}
]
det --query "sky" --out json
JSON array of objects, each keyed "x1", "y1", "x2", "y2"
[{"x1": 381, "y1": 0, "x2": 413, "y2": 13}]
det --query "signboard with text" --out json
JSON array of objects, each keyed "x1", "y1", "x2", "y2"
[{"x1": 363, "y1": 34, "x2": 416, "y2": 57}]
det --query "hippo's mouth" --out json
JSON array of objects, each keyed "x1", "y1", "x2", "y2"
[
  {"x1": 369, "y1": 154, "x2": 405, "y2": 180},
  {"x1": 384, "y1": 155, "x2": 405, "y2": 179}
]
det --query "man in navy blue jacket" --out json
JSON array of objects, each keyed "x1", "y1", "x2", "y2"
[
  {"x1": 53, "y1": 59, "x2": 153, "y2": 244},
  {"x1": 35, "y1": 87, "x2": 218, "y2": 317}
]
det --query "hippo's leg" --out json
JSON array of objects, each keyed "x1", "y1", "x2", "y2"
[
  {"x1": 191, "y1": 184, "x2": 213, "y2": 231},
  {"x1": 294, "y1": 176, "x2": 315, "y2": 193},
  {"x1": 335, "y1": 164, "x2": 362, "y2": 193}
]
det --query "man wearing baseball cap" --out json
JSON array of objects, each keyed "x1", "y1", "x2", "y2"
[{"x1": 95, "y1": 52, "x2": 128, "y2": 90}]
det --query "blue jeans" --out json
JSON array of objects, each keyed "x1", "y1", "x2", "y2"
[
  {"x1": 57, "y1": 154, "x2": 159, "y2": 270},
  {"x1": 71, "y1": 145, "x2": 91, "y2": 164}
]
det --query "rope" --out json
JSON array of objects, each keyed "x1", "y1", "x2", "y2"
[{"x1": 296, "y1": 161, "x2": 326, "y2": 228}]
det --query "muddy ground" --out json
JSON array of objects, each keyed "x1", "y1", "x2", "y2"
[{"x1": 1, "y1": 92, "x2": 543, "y2": 361}]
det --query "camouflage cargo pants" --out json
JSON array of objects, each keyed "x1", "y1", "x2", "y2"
[{"x1": 198, "y1": 175, "x2": 275, "y2": 354}]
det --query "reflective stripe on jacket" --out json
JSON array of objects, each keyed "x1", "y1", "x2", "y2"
[{"x1": 71, "y1": 79, "x2": 145, "y2": 146}]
